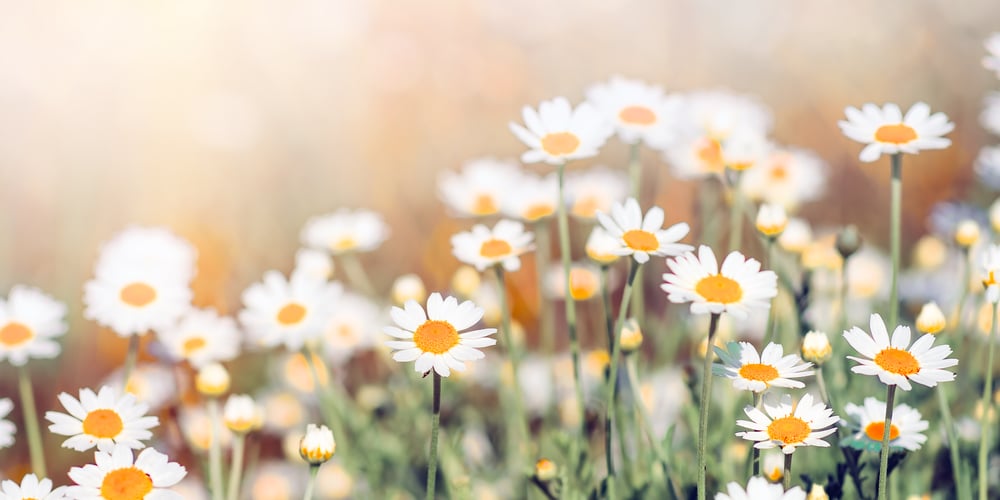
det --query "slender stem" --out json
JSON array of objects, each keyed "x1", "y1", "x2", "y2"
[
  {"x1": 303, "y1": 464, "x2": 320, "y2": 500},
  {"x1": 227, "y1": 433, "x2": 246, "y2": 500},
  {"x1": 751, "y1": 392, "x2": 762, "y2": 477},
  {"x1": 815, "y1": 364, "x2": 833, "y2": 410},
  {"x1": 340, "y1": 252, "x2": 376, "y2": 296},
  {"x1": 302, "y1": 347, "x2": 349, "y2": 461},
  {"x1": 556, "y1": 162, "x2": 586, "y2": 433},
  {"x1": 535, "y1": 220, "x2": 555, "y2": 356},
  {"x1": 601, "y1": 265, "x2": 615, "y2": 353},
  {"x1": 122, "y1": 334, "x2": 140, "y2": 387},
  {"x1": 762, "y1": 240, "x2": 778, "y2": 346},
  {"x1": 626, "y1": 358, "x2": 684, "y2": 500},
  {"x1": 17, "y1": 365, "x2": 45, "y2": 476},
  {"x1": 627, "y1": 143, "x2": 647, "y2": 324},
  {"x1": 207, "y1": 398, "x2": 225, "y2": 500},
  {"x1": 603, "y1": 260, "x2": 640, "y2": 494},
  {"x1": 783, "y1": 453, "x2": 793, "y2": 491},
  {"x1": 697, "y1": 313, "x2": 721, "y2": 500},
  {"x1": 979, "y1": 301, "x2": 998, "y2": 500},
  {"x1": 888, "y1": 153, "x2": 902, "y2": 329},
  {"x1": 937, "y1": 384, "x2": 968, "y2": 500},
  {"x1": 840, "y1": 257, "x2": 851, "y2": 336},
  {"x1": 494, "y1": 265, "x2": 528, "y2": 468},
  {"x1": 427, "y1": 372, "x2": 442, "y2": 500},
  {"x1": 727, "y1": 170, "x2": 744, "y2": 252},
  {"x1": 877, "y1": 384, "x2": 897, "y2": 500}
]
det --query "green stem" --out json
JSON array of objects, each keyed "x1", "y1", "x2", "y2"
[
  {"x1": 627, "y1": 143, "x2": 646, "y2": 323},
  {"x1": 697, "y1": 313, "x2": 721, "y2": 500},
  {"x1": 979, "y1": 301, "x2": 998, "y2": 500},
  {"x1": 937, "y1": 384, "x2": 968, "y2": 500},
  {"x1": 340, "y1": 253, "x2": 376, "y2": 296},
  {"x1": 877, "y1": 384, "x2": 897, "y2": 500},
  {"x1": 427, "y1": 372, "x2": 442, "y2": 500},
  {"x1": 122, "y1": 334, "x2": 140, "y2": 387},
  {"x1": 727, "y1": 169, "x2": 744, "y2": 252},
  {"x1": 762, "y1": 240, "x2": 778, "y2": 346},
  {"x1": 494, "y1": 265, "x2": 529, "y2": 469},
  {"x1": 535, "y1": 220, "x2": 555, "y2": 356},
  {"x1": 815, "y1": 364, "x2": 833, "y2": 410},
  {"x1": 751, "y1": 392, "x2": 762, "y2": 477},
  {"x1": 303, "y1": 464, "x2": 320, "y2": 500},
  {"x1": 207, "y1": 398, "x2": 225, "y2": 500},
  {"x1": 227, "y1": 433, "x2": 246, "y2": 500},
  {"x1": 603, "y1": 260, "x2": 640, "y2": 495},
  {"x1": 556, "y1": 162, "x2": 586, "y2": 434},
  {"x1": 17, "y1": 365, "x2": 45, "y2": 477},
  {"x1": 888, "y1": 153, "x2": 902, "y2": 329},
  {"x1": 626, "y1": 358, "x2": 684, "y2": 500},
  {"x1": 783, "y1": 453, "x2": 793, "y2": 491},
  {"x1": 840, "y1": 257, "x2": 851, "y2": 336}
]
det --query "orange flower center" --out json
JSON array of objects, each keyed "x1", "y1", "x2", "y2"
[
  {"x1": 622, "y1": 230, "x2": 659, "y2": 252},
  {"x1": 874, "y1": 124, "x2": 918, "y2": 144},
  {"x1": 82, "y1": 409, "x2": 124, "y2": 438},
  {"x1": 695, "y1": 275, "x2": 743, "y2": 304},
  {"x1": 100, "y1": 467, "x2": 154, "y2": 500},
  {"x1": 413, "y1": 320, "x2": 459, "y2": 355},
  {"x1": 0, "y1": 322, "x2": 33, "y2": 347},
  {"x1": 480, "y1": 239, "x2": 513, "y2": 259},
  {"x1": 738, "y1": 363, "x2": 780, "y2": 382},
  {"x1": 182, "y1": 336, "x2": 207, "y2": 356},
  {"x1": 766, "y1": 416, "x2": 811, "y2": 445},
  {"x1": 472, "y1": 194, "x2": 498, "y2": 215},
  {"x1": 120, "y1": 282, "x2": 156, "y2": 307},
  {"x1": 770, "y1": 165, "x2": 788, "y2": 180},
  {"x1": 864, "y1": 421, "x2": 900, "y2": 442},
  {"x1": 569, "y1": 268, "x2": 599, "y2": 300},
  {"x1": 277, "y1": 303, "x2": 307, "y2": 326},
  {"x1": 540, "y1": 132, "x2": 581, "y2": 156},
  {"x1": 332, "y1": 237, "x2": 357, "y2": 251},
  {"x1": 523, "y1": 203, "x2": 554, "y2": 221},
  {"x1": 618, "y1": 105, "x2": 656, "y2": 125},
  {"x1": 873, "y1": 347, "x2": 920, "y2": 376},
  {"x1": 694, "y1": 137, "x2": 724, "y2": 172}
]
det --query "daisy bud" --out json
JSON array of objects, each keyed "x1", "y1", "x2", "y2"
[
  {"x1": 224, "y1": 394, "x2": 261, "y2": 434},
  {"x1": 755, "y1": 204, "x2": 788, "y2": 238},
  {"x1": 912, "y1": 235, "x2": 947, "y2": 270},
  {"x1": 535, "y1": 458, "x2": 558, "y2": 482},
  {"x1": 916, "y1": 302, "x2": 946, "y2": 335},
  {"x1": 585, "y1": 350, "x2": 610, "y2": 377},
  {"x1": 762, "y1": 452, "x2": 784, "y2": 483},
  {"x1": 300, "y1": 424, "x2": 336, "y2": 465},
  {"x1": 451, "y1": 266, "x2": 481, "y2": 299},
  {"x1": 991, "y1": 198, "x2": 1000, "y2": 234},
  {"x1": 195, "y1": 363, "x2": 230, "y2": 397},
  {"x1": 586, "y1": 227, "x2": 621, "y2": 265},
  {"x1": 836, "y1": 224, "x2": 861, "y2": 260},
  {"x1": 619, "y1": 318, "x2": 643, "y2": 353},
  {"x1": 807, "y1": 484, "x2": 829, "y2": 500},
  {"x1": 778, "y1": 218, "x2": 812, "y2": 254},
  {"x1": 391, "y1": 273, "x2": 427, "y2": 306},
  {"x1": 293, "y1": 248, "x2": 334, "y2": 281},
  {"x1": 801, "y1": 331, "x2": 832, "y2": 364},
  {"x1": 955, "y1": 219, "x2": 981, "y2": 248}
]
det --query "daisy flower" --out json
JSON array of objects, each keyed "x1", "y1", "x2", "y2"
[
  {"x1": 838, "y1": 102, "x2": 954, "y2": 162},
  {"x1": 239, "y1": 271, "x2": 341, "y2": 351},
  {"x1": 158, "y1": 308, "x2": 240, "y2": 368},
  {"x1": 565, "y1": 166, "x2": 629, "y2": 219},
  {"x1": 46, "y1": 385, "x2": 159, "y2": 452},
  {"x1": 585, "y1": 226, "x2": 622, "y2": 265},
  {"x1": 451, "y1": 219, "x2": 535, "y2": 272},
  {"x1": 94, "y1": 226, "x2": 197, "y2": 283},
  {"x1": 713, "y1": 341, "x2": 813, "y2": 393},
  {"x1": 292, "y1": 248, "x2": 334, "y2": 281},
  {"x1": 982, "y1": 244, "x2": 1000, "y2": 304},
  {"x1": 0, "y1": 398, "x2": 14, "y2": 449},
  {"x1": 0, "y1": 474, "x2": 67, "y2": 500},
  {"x1": 715, "y1": 476, "x2": 805, "y2": 500},
  {"x1": 300, "y1": 208, "x2": 389, "y2": 255},
  {"x1": 735, "y1": 393, "x2": 839, "y2": 454},
  {"x1": 545, "y1": 263, "x2": 602, "y2": 301},
  {"x1": 438, "y1": 158, "x2": 521, "y2": 217},
  {"x1": 66, "y1": 443, "x2": 186, "y2": 500},
  {"x1": 984, "y1": 93, "x2": 1000, "y2": 137},
  {"x1": 974, "y1": 145, "x2": 1000, "y2": 191},
  {"x1": 741, "y1": 147, "x2": 828, "y2": 212},
  {"x1": 321, "y1": 291, "x2": 382, "y2": 365},
  {"x1": 662, "y1": 245, "x2": 778, "y2": 319},
  {"x1": 842, "y1": 397, "x2": 928, "y2": 451},
  {"x1": 501, "y1": 171, "x2": 558, "y2": 222},
  {"x1": 83, "y1": 266, "x2": 192, "y2": 338},
  {"x1": 984, "y1": 33, "x2": 1000, "y2": 79},
  {"x1": 0, "y1": 285, "x2": 68, "y2": 366},
  {"x1": 384, "y1": 293, "x2": 497, "y2": 377},
  {"x1": 299, "y1": 423, "x2": 336, "y2": 465},
  {"x1": 102, "y1": 363, "x2": 177, "y2": 413},
  {"x1": 509, "y1": 96, "x2": 613, "y2": 165},
  {"x1": 585, "y1": 75, "x2": 681, "y2": 147},
  {"x1": 843, "y1": 313, "x2": 957, "y2": 391},
  {"x1": 595, "y1": 197, "x2": 691, "y2": 264}
]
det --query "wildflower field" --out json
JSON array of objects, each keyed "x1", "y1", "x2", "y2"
[{"x1": 3, "y1": 2, "x2": 1000, "y2": 499}]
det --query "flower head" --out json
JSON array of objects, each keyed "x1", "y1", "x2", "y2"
[
  {"x1": 755, "y1": 204, "x2": 788, "y2": 238},
  {"x1": 300, "y1": 424, "x2": 336, "y2": 465},
  {"x1": 585, "y1": 75, "x2": 681, "y2": 147},
  {"x1": 0, "y1": 285, "x2": 67, "y2": 366},
  {"x1": 46, "y1": 386, "x2": 159, "y2": 453},
  {"x1": 983, "y1": 244, "x2": 1000, "y2": 304},
  {"x1": 801, "y1": 331, "x2": 832, "y2": 364},
  {"x1": 843, "y1": 313, "x2": 957, "y2": 391},
  {"x1": 713, "y1": 341, "x2": 813, "y2": 393},
  {"x1": 915, "y1": 302, "x2": 946, "y2": 335},
  {"x1": 300, "y1": 208, "x2": 389, "y2": 255},
  {"x1": 509, "y1": 97, "x2": 613, "y2": 165},
  {"x1": 566, "y1": 166, "x2": 629, "y2": 219},
  {"x1": 596, "y1": 198, "x2": 691, "y2": 264},
  {"x1": 239, "y1": 271, "x2": 341, "y2": 351},
  {"x1": 501, "y1": 171, "x2": 558, "y2": 222},
  {"x1": 158, "y1": 308, "x2": 240, "y2": 368},
  {"x1": 451, "y1": 219, "x2": 535, "y2": 272},
  {"x1": 438, "y1": 158, "x2": 521, "y2": 217},
  {"x1": 321, "y1": 291, "x2": 382, "y2": 365},
  {"x1": 0, "y1": 398, "x2": 14, "y2": 449},
  {"x1": 84, "y1": 267, "x2": 192, "y2": 338},
  {"x1": 662, "y1": 245, "x2": 778, "y2": 319},
  {"x1": 66, "y1": 444, "x2": 187, "y2": 500},
  {"x1": 838, "y1": 102, "x2": 954, "y2": 162},
  {"x1": 984, "y1": 33, "x2": 1000, "y2": 79},
  {"x1": 742, "y1": 148, "x2": 828, "y2": 212},
  {"x1": 715, "y1": 476, "x2": 805, "y2": 500},
  {"x1": 224, "y1": 394, "x2": 261, "y2": 434},
  {"x1": 841, "y1": 397, "x2": 928, "y2": 451},
  {"x1": 0, "y1": 474, "x2": 68, "y2": 500},
  {"x1": 735, "y1": 393, "x2": 839, "y2": 454}
]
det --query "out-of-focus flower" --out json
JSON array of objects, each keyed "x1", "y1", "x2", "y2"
[
  {"x1": 300, "y1": 208, "x2": 389, "y2": 255},
  {"x1": 841, "y1": 397, "x2": 928, "y2": 451},
  {"x1": 843, "y1": 313, "x2": 957, "y2": 390},
  {"x1": 955, "y1": 219, "x2": 982, "y2": 248},
  {"x1": 179, "y1": 405, "x2": 233, "y2": 452},
  {"x1": 585, "y1": 75, "x2": 681, "y2": 147},
  {"x1": 534, "y1": 459, "x2": 558, "y2": 482},
  {"x1": 620, "y1": 318, "x2": 643, "y2": 353},
  {"x1": 778, "y1": 218, "x2": 812, "y2": 254},
  {"x1": 502, "y1": 171, "x2": 558, "y2": 222},
  {"x1": 839, "y1": 102, "x2": 954, "y2": 162},
  {"x1": 585, "y1": 227, "x2": 622, "y2": 265},
  {"x1": 663, "y1": 245, "x2": 778, "y2": 319},
  {"x1": 735, "y1": 393, "x2": 839, "y2": 454},
  {"x1": 638, "y1": 368, "x2": 689, "y2": 440},
  {"x1": 596, "y1": 198, "x2": 691, "y2": 264},
  {"x1": 195, "y1": 363, "x2": 230, "y2": 397},
  {"x1": 247, "y1": 461, "x2": 306, "y2": 500},
  {"x1": 0, "y1": 285, "x2": 67, "y2": 366},
  {"x1": 66, "y1": 444, "x2": 187, "y2": 499},
  {"x1": 846, "y1": 248, "x2": 889, "y2": 300},
  {"x1": 806, "y1": 484, "x2": 828, "y2": 500},
  {"x1": 565, "y1": 167, "x2": 629, "y2": 219},
  {"x1": 240, "y1": 271, "x2": 341, "y2": 351},
  {"x1": 929, "y1": 201, "x2": 989, "y2": 240},
  {"x1": 259, "y1": 390, "x2": 307, "y2": 434},
  {"x1": 916, "y1": 302, "x2": 946, "y2": 335},
  {"x1": 46, "y1": 385, "x2": 158, "y2": 452},
  {"x1": 713, "y1": 341, "x2": 813, "y2": 393},
  {"x1": 451, "y1": 266, "x2": 482, "y2": 299},
  {"x1": 84, "y1": 267, "x2": 192, "y2": 338},
  {"x1": 0, "y1": 473, "x2": 67, "y2": 500},
  {"x1": 974, "y1": 146, "x2": 1000, "y2": 190},
  {"x1": 983, "y1": 244, "x2": 1000, "y2": 304},
  {"x1": 545, "y1": 263, "x2": 602, "y2": 301},
  {"x1": 322, "y1": 291, "x2": 382, "y2": 365},
  {"x1": 103, "y1": 363, "x2": 178, "y2": 412},
  {"x1": 742, "y1": 148, "x2": 827, "y2": 211},
  {"x1": 761, "y1": 452, "x2": 784, "y2": 483},
  {"x1": 983, "y1": 33, "x2": 1000, "y2": 79},
  {"x1": 912, "y1": 235, "x2": 949, "y2": 270},
  {"x1": 277, "y1": 351, "x2": 328, "y2": 394},
  {"x1": 292, "y1": 248, "x2": 334, "y2": 281},
  {"x1": 391, "y1": 273, "x2": 426, "y2": 306},
  {"x1": 438, "y1": 158, "x2": 521, "y2": 217},
  {"x1": 451, "y1": 219, "x2": 535, "y2": 272},
  {"x1": 991, "y1": 199, "x2": 1000, "y2": 233},
  {"x1": 715, "y1": 476, "x2": 805, "y2": 500},
  {"x1": 755, "y1": 204, "x2": 788, "y2": 239},
  {"x1": 983, "y1": 93, "x2": 1000, "y2": 137},
  {"x1": 224, "y1": 394, "x2": 262, "y2": 434},
  {"x1": 316, "y1": 460, "x2": 355, "y2": 499},
  {"x1": 0, "y1": 398, "x2": 14, "y2": 449},
  {"x1": 300, "y1": 423, "x2": 336, "y2": 465},
  {"x1": 509, "y1": 96, "x2": 613, "y2": 165},
  {"x1": 92, "y1": 226, "x2": 197, "y2": 283},
  {"x1": 158, "y1": 308, "x2": 240, "y2": 368},
  {"x1": 801, "y1": 331, "x2": 832, "y2": 364},
  {"x1": 384, "y1": 293, "x2": 497, "y2": 377}
]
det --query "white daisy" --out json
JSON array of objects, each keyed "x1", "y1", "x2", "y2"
[
  {"x1": 451, "y1": 219, "x2": 535, "y2": 272},
  {"x1": 585, "y1": 75, "x2": 681, "y2": 147},
  {"x1": 741, "y1": 147, "x2": 828, "y2": 211},
  {"x1": 300, "y1": 208, "x2": 389, "y2": 255},
  {"x1": 982, "y1": 244, "x2": 1000, "y2": 304},
  {"x1": 0, "y1": 474, "x2": 67, "y2": 500},
  {"x1": 292, "y1": 248, "x2": 334, "y2": 282},
  {"x1": 0, "y1": 398, "x2": 14, "y2": 449},
  {"x1": 544, "y1": 262, "x2": 603, "y2": 301},
  {"x1": 0, "y1": 285, "x2": 67, "y2": 366},
  {"x1": 565, "y1": 166, "x2": 629, "y2": 219},
  {"x1": 438, "y1": 158, "x2": 521, "y2": 217},
  {"x1": 299, "y1": 423, "x2": 336, "y2": 464},
  {"x1": 501, "y1": 171, "x2": 558, "y2": 222},
  {"x1": 509, "y1": 96, "x2": 614, "y2": 165},
  {"x1": 713, "y1": 341, "x2": 813, "y2": 393},
  {"x1": 838, "y1": 102, "x2": 954, "y2": 162},
  {"x1": 754, "y1": 204, "x2": 788, "y2": 238},
  {"x1": 102, "y1": 363, "x2": 177, "y2": 413},
  {"x1": 66, "y1": 444, "x2": 186, "y2": 500},
  {"x1": 842, "y1": 397, "x2": 928, "y2": 451},
  {"x1": 715, "y1": 476, "x2": 805, "y2": 500},
  {"x1": 157, "y1": 308, "x2": 241, "y2": 368},
  {"x1": 662, "y1": 245, "x2": 779, "y2": 319},
  {"x1": 595, "y1": 197, "x2": 692, "y2": 264},
  {"x1": 83, "y1": 266, "x2": 192, "y2": 338},
  {"x1": 45, "y1": 385, "x2": 159, "y2": 452},
  {"x1": 178, "y1": 405, "x2": 232, "y2": 452},
  {"x1": 239, "y1": 271, "x2": 342, "y2": 351},
  {"x1": 322, "y1": 291, "x2": 382, "y2": 365},
  {"x1": 93, "y1": 226, "x2": 197, "y2": 284},
  {"x1": 384, "y1": 293, "x2": 497, "y2": 377},
  {"x1": 843, "y1": 313, "x2": 958, "y2": 391},
  {"x1": 735, "y1": 392, "x2": 839, "y2": 454},
  {"x1": 985, "y1": 33, "x2": 1000, "y2": 79},
  {"x1": 585, "y1": 226, "x2": 622, "y2": 265}
]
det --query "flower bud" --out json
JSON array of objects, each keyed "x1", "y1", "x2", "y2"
[
  {"x1": 915, "y1": 302, "x2": 946, "y2": 335},
  {"x1": 391, "y1": 273, "x2": 427, "y2": 306},
  {"x1": 801, "y1": 331, "x2": 832, "y2": 364},
  {"x1": 535, "y1": 458, "x2": 557, "y2": 482},
  {"x1": 451, "y1": 266, "x2": 481, "y2": 299},
  {"x1": 778, "y1": 218, "x2": 812, "y2": 254},
  {"x1": 755, "y1": 204, "x2": 788, "y2": 238},
  {"x1": 836, "y1": 225, "x2": 862, "y2": 260},
  {"x1": 955, "y1": 219, "x2": 981, "y2": 248},
  {"x1": 196, "y1": 363, "x2": 230, "y2": 397},
  {"x1": 620, "y1": 318, "x2": 643, "y2": 353},
  {"x1": 300, "y1": 423, "x2": 336, "y2": 465},
  {"x1": 807, "y1": 484, "x2": 829, "y2": 500},
  {"x1": 224, "y1": 394, "x2": 261, "y2": 434}
]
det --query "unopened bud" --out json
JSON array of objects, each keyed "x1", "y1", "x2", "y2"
[
  {"x1": 836, "y1": 225, "x2": 862, "y2": 260},
  {"x1": 916, "y1": 302, "x2": 946, "y2": 334}
]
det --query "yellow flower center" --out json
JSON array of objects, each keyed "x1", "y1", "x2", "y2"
[
  {"x1": 874, "y1": 123, "x2": 918, "y2": 144},
  {"x1": 119, "y1": 282, "x2": 156, "y2": 307},
  {"x1": 622, "y1": 229, "x2": 659, "y2": 252},
  {"x1": 82, "y1": 409, "x2": 124, "y2": 438},
  {"x1": 873, "y1": 347, "x2": 920, "y2": 376},
  {"x1": 0, "y1": 322, "x2": 34, "y2": 347},
  {"x1": 540, "y1": 132, "x2": 581, "y2": 156},
  {"x1": 332, "y1": 237, "x2": 357, "y2": 251},
  {"x1": 766, "y1": 416, "x2": 811, "y2": 445},
  {"x1": 569, "y1": 268, "x2": 599, "y2": 300},
  {"x1": 276, "y1": 303, "x2": 307, "y2": 326},
  {"x1": 480, "y1": 239, "x2": 513, "y2": 259},
  {"x1": 695, "y1": 137, "x2": 724, "y2": 172},
  {"x1": 864, "y1": 421, "x2": 900, "y2": 442},
  {"x1": 572, "y1": 196, "x2": 601, "y2": 218},
  {"x1": 182, "y1": 336, "x2": 207, "y2": 357},
  {"x1": 471, "y1": 194, "x2": 498, "y2": 215},
  {"x1": 738, "y1": 363, "x2": 780, "y2": 382},
  {"x1": 618, "y1": 105, "x2": 656, "y2": 125},
  {"x1": 695, "y1": 275, "x2": 743, "y2": 304},
  {"x1": 770, "y1": 165, "x2": 788, "y2": 180},
  {"x1": 100, "y1": 467, "x2": 154, "y2": 500},
  {"x1": 413, "y1": 320, "x2": 459, "y2": 355},
  {"x1": 523, "y1": 203, "x2": 554, "y2": 221}
]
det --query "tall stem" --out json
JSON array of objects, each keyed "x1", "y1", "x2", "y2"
[
  {"x1": 627, "y1": 143, "x2": 646, "y2": 323},
  {"x1": 888, "y1": 153, "x2": 902, "y2": 328},
  {"x1": 556, "y1": 162, "x2": 586, "y2": 433},
  {"x1": 751, "y1": 392, "x2": 762, "y2": 477},
  {"x1": 122, "y1": 334, "x2": 140, "y2": 387},
  {"x1": 207, "y1": 398, "x2": 225, "y2": 500},
  {"x1": 697, "y1": 313, "x2": 721, "y2": 500},
  {"x1": 626, "y1": 358, "x2": 684, "y2": 500},
  {"x1": 783, "y1": 453, "x2": 793, "y2": 491},
  {"x1": 937, "y1": 384, "x2": 968, "y2": 500},
  {"x1": 762, "y1": 239, "x2": 778, "y2": 345},
  {"x1": 227, "y1": 433, "x2": 246, "y2": 500},
  {"x1": 727, "y1": 170, "x2": 744, "y2": 252},
  {"x1": 303, "y1": 464, "x2": 320, "y2": 500},
  {"x1": 535, "y1": 220, "x2": 555, "y2": 355},
  {"x1": 877, "y1": 384, "x2": 897, "y2": 500},
  {"x1": 495, "y1": 265, "x2": 528, "y2": 468},
  {"x1": 302, "y1": 347, "x2": 345, "y2": 445},
  {"x1": 979, "y1": 301, "x2": 998, "y2": 500},
  {"x1": 17, "y1": 365, "x2": 45, "y2": 476},
  {"x1": 427, "y1": 372, "x2": 442, "y2": 500},
  {"x1": 340, "y1": 253, "x2": 376, "y2": 296},
  {"x1": 602, "y1": 260, "x2": 640, "y2": 495}
]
